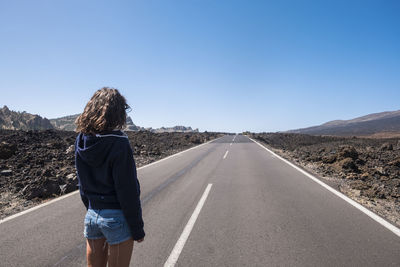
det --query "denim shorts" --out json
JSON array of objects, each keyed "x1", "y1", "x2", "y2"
[{"x1": 83, "y1": 209, "x2": 132, "y2": 245}]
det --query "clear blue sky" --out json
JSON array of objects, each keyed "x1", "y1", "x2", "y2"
[{"x1": 1, "y1": 0, "x2": 399, "y2": 133}]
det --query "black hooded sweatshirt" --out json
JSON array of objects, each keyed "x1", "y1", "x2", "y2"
[{"x1": 75, "y1": 130, "x2": 145, "y2": 240}]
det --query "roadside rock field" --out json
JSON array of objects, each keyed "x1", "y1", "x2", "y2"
[
  {"x1": 0, "y1": 130, "x2": 222, "y2": 219},
  {"x1": 251, "y1": 133, "x2": 400, "y2": 227}
]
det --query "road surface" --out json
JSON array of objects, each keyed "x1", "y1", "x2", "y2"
[{"x1": 1, "y1": 135, "x2": 399, "y2": 266}]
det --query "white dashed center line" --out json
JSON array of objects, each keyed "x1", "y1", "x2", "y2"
[
  {"x1": 223, "y1": 150, "x2": 229, "y2": 159},
  {"x1": 164, "y1": 184, "x2": 213, "y2": 267}
]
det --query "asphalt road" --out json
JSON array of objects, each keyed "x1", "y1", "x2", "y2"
[{"x1": 1, "y1": 135, "x2": 399, "y2": 266}]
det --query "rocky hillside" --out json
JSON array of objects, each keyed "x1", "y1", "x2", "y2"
[
  {"x1": 50, "y1": 113, "x2": 198, "y2": 133},
  {"x1": 0, "y1": 106, "x2": 200, "y2": 133},
  {"x1": 288, "y1": 110, "x2": 400, "y2": 137},
  {"x1": 151, "y1": 126, "x2": 198, "y2": 133},
  {"x1": 125, "y1": 116, "x2": 145, "y2": 131},
  {"x1": 0, "y1": 130, "x2": 222, "y2": 219},
  {"x1": 49, "y1": 114, "x2": 79, "y2": 131},
  {"x1": 0, "y1": 106, "x2": 53, "y2": 131},
  {"x1": 49, "y1": 114, "x2": 142, "y2": 131}
]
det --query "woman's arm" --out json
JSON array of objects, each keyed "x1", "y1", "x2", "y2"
[
  {"x1": 79, "y1": 186, "x2": 89, "y2": 210},
  {"x1": 112, "y1": 140, "x2": 145, "y2": 241},
  {"x1": 75, "y1": 136, "x2": 89, "y2": 210}
]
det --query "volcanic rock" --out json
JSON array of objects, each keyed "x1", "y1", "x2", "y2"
[
  {"x1": 322, "y1": 155, "x2": 336, "y2": 164},
  {"x1": 60, "y1": 173, "x2": 78, "y2": 194},
  {"x1": 21, "y1": 178, "x2": 60, "y2": 200},
  {"x1": 189, "y1": 135, "x2": 202, "y2": 144},
  {"x1": 349, "y1": 180, "x2": 370, "y2": 190},
  {"x1": 1, "y1": 169, "x2": 12, "y2": 176},
  {"x1": 363, "y1": 184, "x2": 386, "y2": 199},
  {"x1": 0, "y1": 142, "x2": 16, "y2": 159},
  {"x1": 65, "y1": 145, "x2": 74, "y2": 154},
  {"x1": 360, "y1": 172, "x2": 372, "y2": 181},
  {"x1": 380, "y1": 143, "x2": 393, "y2": 151},
  {"x1": 338, "y1": 146, "x2": 358, "y2": 160},
  {"x1": 338, "y1": 158, "x2": 359, "y2": 172},
  {"x1": 388, "y1": 157, "x2": 400, "y2": 168}
]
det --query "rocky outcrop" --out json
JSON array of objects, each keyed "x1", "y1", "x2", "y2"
[
  {"x1": 49, "y1": 113, "x2": 197, "y2": 133},
  {"x1": 50, "y1": 114, "x2": 143, "y2": 132},
  {"x1": 151, "y1": 126, "x2": 199, "y2": 133},
  {"x1": 49, "y1": 114, "x2": 79, "y2": 131},
  {"x1": 0, "y1": 106, "x2": 54, "y2": 131},
  {"x1": 124, "y1": 116, "x2": 144, "y2": 131}
]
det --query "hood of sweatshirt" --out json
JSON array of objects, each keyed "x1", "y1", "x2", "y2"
[{"x1": 75, "y1": 130, "x2": 128, "y2": 167}]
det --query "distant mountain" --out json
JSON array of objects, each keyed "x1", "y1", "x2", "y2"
[
  {"x1": 50, "y1": 114, "x2": 142, "y2": 131},
  {"x1": 151, "y1": 126, "x2": 199, "y2": 133},
  {"x1": 49, "y1": 114, "x2": 79, "y2": 131},
  {"x1": 0, "y1": 106, "x2": 54, "y2": 130},
  {"x1": 125, "y1": 116, "x2": 145, "y2": 131},
  {"x1": 287, "y1": 110, "x2": 400, "y2": 136},
  {"x1": 50, "y1": 113, "x2": 198, "y2": 133},
  {"x1": 0, "y1": 106, "x2": 199, "y2": 133}
]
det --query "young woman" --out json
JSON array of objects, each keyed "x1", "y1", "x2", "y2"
[{"x1": 75, "y1": 87, "x2": 145, "y2": 267}]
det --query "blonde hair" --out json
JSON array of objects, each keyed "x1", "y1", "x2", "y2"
[{"x1": 75, "y1": 87, "x2": 130, "y2": 134}]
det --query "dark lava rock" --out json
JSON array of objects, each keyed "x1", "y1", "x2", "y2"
[
  {"x1": 60, "y1": 173, "x2": 78, "y2": 194},
  {"x1": 21, "y1": 178, "x2": 61, "y2": 200},
  {"x1": 0, "y1": 141, "x2": 16, "y2": 159},
  {"x1": 1, "y1": 169, "x2": 12, "y2": 176},
  {"x1": 189, "y1": 135, "x2": 202, "y2": 144},
  {"x1": 360, "y1": 172, "x2": 372, "y2": 181},
  {"x1": 41, "y1": 168, "x2": 54, "y2": 177},
  {"x1": 338, "y1": 158, "x2": 359, "y2": 172},
  {"x1": 380, "y1": 143, "x2": 393, "y2": 151},
  {"x1": 389, "y1": 157, "x2": 400, "y2": 168},
  {"x1": 338, "y1": 146, "x2": 358, "y2": 160},
  {"x1": 349, "y1": 180, "x2": 370, "y2": 190},
  {"x1": 363, "y1": 184, "x2": 386, "y2": 199},
  {"x1": 322, "y1": 155, "x2": 336, "y2": 164}
]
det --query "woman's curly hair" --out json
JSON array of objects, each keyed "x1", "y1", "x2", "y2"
[{"x1": 75, "y1": 87, "x2": 130, "y2": 134}]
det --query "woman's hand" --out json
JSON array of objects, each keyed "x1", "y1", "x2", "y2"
[{"x1": 136, "y1": 238, "x2": 144, "y2": 243}]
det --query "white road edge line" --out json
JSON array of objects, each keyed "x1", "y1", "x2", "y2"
[
  {"x1": 0, "y1": 137, "x2": 224, "y2": 224},
  {"x1": 223, "y1": 150, "x2": 229, "y2": 159},
  {"x1": 164, "y1": 183, "x2": 213, "y2": 267},
  {"x1": 249, "y1": 137, "x2": 400, "y2": 238}
]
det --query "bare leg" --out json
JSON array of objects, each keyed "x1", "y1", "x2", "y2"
[
  {"x1": 86, "y1": 238, "x2": 108, "y2": 267},
  {"x1": 108, "y1": 238, "x2": 134, "y2": 267}
]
